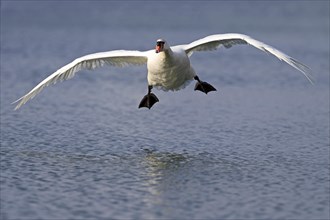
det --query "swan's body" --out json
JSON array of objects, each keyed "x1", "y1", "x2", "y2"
[
  {"x1": 148, "y1": 45, "x2": 195, "y2": 91},
  {"x1": 14, "y1": 33, "x2": 313, "y2": 110}
]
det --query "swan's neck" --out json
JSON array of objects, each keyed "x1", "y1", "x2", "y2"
[{"x1": 164, "y1": 47, "x2": 173, "y2": 56}]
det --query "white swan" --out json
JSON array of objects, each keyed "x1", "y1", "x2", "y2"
[{"x1": 13, "y1": 33, "x2": 313, "y2": 110}]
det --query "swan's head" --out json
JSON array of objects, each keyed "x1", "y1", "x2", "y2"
[{"x1": 155, "y1": 39, "x2": 169, "y2": 53}]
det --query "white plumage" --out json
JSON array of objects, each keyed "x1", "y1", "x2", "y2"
[{"x1": 13, "y1": 33, "x2": 313, "y2": 110}]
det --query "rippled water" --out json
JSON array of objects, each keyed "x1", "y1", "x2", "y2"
[{"x1": 1, "y1": 1, "x2": 329, "y2": 219}]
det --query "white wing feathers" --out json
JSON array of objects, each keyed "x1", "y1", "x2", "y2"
[
  {"x1": 184, "y1": 33, "x2": 314, "y2": 84},
  {"x1": 13, "y1": 50, "x2": 148, "y2": 110},
  {"x1": 14, "y1": 34, "x2": 313, "y2": 110}
]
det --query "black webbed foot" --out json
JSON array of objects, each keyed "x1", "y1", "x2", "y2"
[
  {"x1": 139, "y1": 93, "x2": 159, "y2": 109},
  {"x1": 194, "y1": 76, "x2": 217, "y2": 94},
  {"x1": 139, "y1": 85, "x2": 159, "y2": 109}
]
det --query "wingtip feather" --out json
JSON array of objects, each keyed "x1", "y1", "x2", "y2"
[{"x1": 288, "y1": 57, "x2": 315, "y2": 85}]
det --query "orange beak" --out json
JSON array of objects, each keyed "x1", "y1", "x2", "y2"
[{"x1": 156, "y1": 45, "x2": 161, "y2": 53}]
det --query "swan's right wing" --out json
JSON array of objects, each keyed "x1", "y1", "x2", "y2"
[{"x1": 13, "y1": 50, "x2": 148, "y2": 110}]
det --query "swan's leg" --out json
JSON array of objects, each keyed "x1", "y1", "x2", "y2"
[
  {"x1": 138, "y1": 85, "x2": 159, "y2": 109},
  {"x1": 194, "y1": 76, "x2": 217, "y2": 94}
]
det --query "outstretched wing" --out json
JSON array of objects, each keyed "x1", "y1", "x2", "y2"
[
  {"x1": 184, "y1": 33, "x2": 314, "y2": 84},
  {"x1": 13, "y1": 50, "x2": 148, "y2": 110}
]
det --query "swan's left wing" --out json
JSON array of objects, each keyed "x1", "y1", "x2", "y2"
[
  {"x1": 13, "y1": 50, "x2": 148, "y2": 110},
  {"x1": 184, "y1": 33, "x2": 314, "y2": 84}
]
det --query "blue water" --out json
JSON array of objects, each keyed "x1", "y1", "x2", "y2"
[{"x1": 1, "y1": 1, "x2": 329, "y2": 219}]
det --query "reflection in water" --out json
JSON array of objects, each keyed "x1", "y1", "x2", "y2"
[
  {"x1": 143, "y1": 150, "x2": 190, "y2": 189},
  {"x1": 138, "y1": 148, "x2": 254, "y2": 219},
  {"x1": 141, "y1": 150, "x2": 192, "y2": 217}
]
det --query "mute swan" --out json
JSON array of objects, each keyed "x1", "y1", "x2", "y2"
[{"x1": 13, "y1": 33, "x2": 313, "y2": 110}]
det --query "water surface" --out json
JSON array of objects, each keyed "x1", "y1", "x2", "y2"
[{"x1": 1, "y1": 1, "x2": 329, "y2": 219}]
